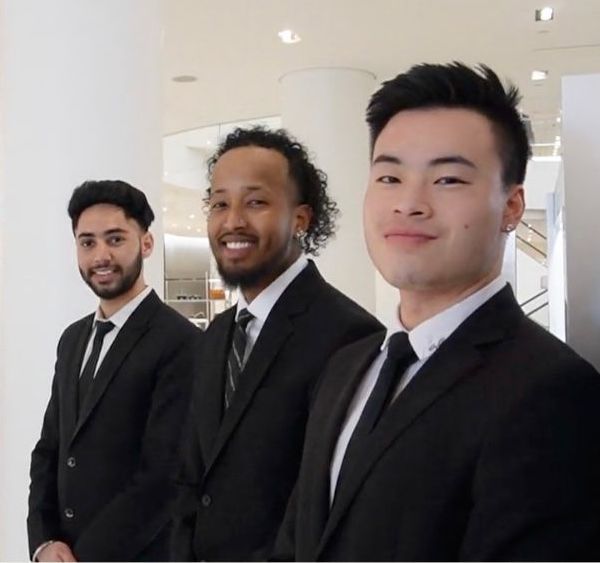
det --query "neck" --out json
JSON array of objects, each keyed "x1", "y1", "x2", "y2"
[
  {"x1": 398, "y1": 270, "x2": 499, "y2": 330},
  {"x1": 240, "y1": 249, "x2": 301, "y2": 304},
  {"x1": 99, "y1": 278, "x2": 147, "y2": 318}
]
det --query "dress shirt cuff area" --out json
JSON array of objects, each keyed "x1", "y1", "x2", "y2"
[{"x1": 32, "y1": 540, "x2": 54, "y2": 562}]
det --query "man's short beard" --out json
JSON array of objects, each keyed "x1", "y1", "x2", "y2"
[
  {"x1": 81, "y1": 251, "x2": 143, "y2": 300},
  {"x1": 216, "y1": 247, "x2": 294, "y2": 292}
]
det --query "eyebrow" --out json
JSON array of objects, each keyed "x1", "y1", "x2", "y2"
[
  {"x1": 372, "y1": 153, "x2": 477, "y2": 169},
  {"x1": 209, "y1": 185, "x2": 265, "y2": 196},
  {"x1": 77, "y1": 228, "x2": 127, "y2": 239}
]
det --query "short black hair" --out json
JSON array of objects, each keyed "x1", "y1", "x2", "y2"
[
  {"x1": 68, "y1": 179, "x2": 155, "y2": 231},
  {"x1": 367, "y1": 62, "x2": 532, "y2": 187},
  {"x1": 207, "y1": 126, "x2": 338, "y2": 255}
]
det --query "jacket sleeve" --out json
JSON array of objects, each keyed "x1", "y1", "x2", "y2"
[
  {"x1": 460, "y1": 360, "x2": 600, "y2": 560},
  {"x1": 168, "y1": 395, "x2": 205, "y2": 562},
  {"x1": 27, "y1": 337, "x2": 66, "y2": 559},
  {"x1": 72, "y1": 332, "x2": 199, "y2": 562}
]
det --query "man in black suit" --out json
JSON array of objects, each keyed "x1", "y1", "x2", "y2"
[
  {"x1": 274, "y1": 63, "x2": 600, "y2": 561},
  {"x1": 28, "y1": 180, "x2": 200, "y2": 562},
  {"x1": 170, "y1": 127, "x2": 382, "y2": 561}
]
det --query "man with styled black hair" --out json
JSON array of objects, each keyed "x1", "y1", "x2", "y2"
[
  {"x1": 171, "y1": 126, "x2": 382, "y2": 561},
  {"x1": 274, "y1": 63, "x2": 600, "y2": 561},
  {"x1": 28, "y1": 180, "x2": 200, "y2": 562}
]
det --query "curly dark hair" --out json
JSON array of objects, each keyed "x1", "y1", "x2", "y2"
[
  {"x1": 367, "y1": 62, "x2": 532, "y2": 188},
  {"x1": 206, "y1": 126, "x2": 338, "y2": 255}
]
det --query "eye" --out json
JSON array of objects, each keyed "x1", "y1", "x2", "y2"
[
  {"x1": 107, "y1": 235, "x2": 125, "y2": 245},
  {"x1": 435, "y1": 176, "x2": 468, "y2": 186},
  {"x1": 247, "y1": 199, "x2": 267, "y2": 207},
  {"x1": 209, "y1": 201, "x2": 228, "y2": 212},
  {"x1": 376, "y1": 175, "x2": 400, "y2": 184},
  {"x1": 79, "y1": 239, "x2": 94, "y2": 248}
]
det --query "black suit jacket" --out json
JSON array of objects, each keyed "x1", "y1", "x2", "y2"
[
  {"x1": 275, "y1": 285, "x2": 600, "y2": 561},
  {"x1": 171, "y1": 261, "x2": 382, "y2": 561},
  {"x1": 28, "y1": 290, "x2": 201, "y2": 562}
]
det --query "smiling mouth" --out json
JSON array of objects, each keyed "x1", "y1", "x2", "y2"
[
  {"x1": 91, "y1": 267, "x2": 119, "y2": 279},
  {"x1": 224, "y1": 241, "x2": 254, "y2": 250}
]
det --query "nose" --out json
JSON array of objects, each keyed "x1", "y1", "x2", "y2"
[
  {"x1": 91, "y1": 241, "x2": 112, "y2": 265},
  {"x1": 223, "y1": 202, "x2": 248, "y2": 230},
  {"x1": 392, "y1": 181, "x2": 432, "y2": 219}
]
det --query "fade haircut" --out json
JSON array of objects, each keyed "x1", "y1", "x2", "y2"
[
  {"x1": 207, "y1": 126, "x2": 338, "y2": 255},
  {"x1": 366, "y1": 62, "x2": 532, "y2": 187},
  {"x1": 68, "y1": 180, "x2": 155, "y2": 231}
]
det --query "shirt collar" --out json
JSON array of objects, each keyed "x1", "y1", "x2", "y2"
[
  {"x1": 383, "y1": 276, "x2": 507, "y2": 361},
  {"x1": 94, "y1": 285, "x2": 153, "y2": 329},
  {"x1": 236, "y1": 255, "x2": 308, "y2": 323}
]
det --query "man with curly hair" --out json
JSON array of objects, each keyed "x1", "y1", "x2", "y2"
[{"x1": 170, "y1": 126, "x2": 382, "y2": 561}]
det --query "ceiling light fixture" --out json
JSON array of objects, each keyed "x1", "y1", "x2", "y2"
[
  {"x1": 535, "y1": 7, "x2": 554, "y2": 22},
  {"x1": 531, "y1": 70, "x2": 548, "y2": 81},
  {"x1": 172, "y1": 75, "x2": 198, "y2": 83},
  {"x1": 278, "y1": 29, "x2": 301, "y2": 44}
]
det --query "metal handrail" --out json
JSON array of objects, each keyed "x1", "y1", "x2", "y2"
[
  {"x1": 519, "y1": 289, "x2": 548, "y2": 309},
  {"x1": 516, "y1": 234, "x2": 547, "y2": 259},
  {"x1": 519, "y1": 219, "x2": 547, "y2": 240},
  {"x1": 525, "y1": 300, "x2": 549, "y2": 317}
]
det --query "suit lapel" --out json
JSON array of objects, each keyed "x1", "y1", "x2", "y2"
[
  {"x1": 317, "y1": 285, "x2": 522, "y2": 556},
  {"x1": 304, "y1": 332, "x2": 384, "y2": 550},
  {"x1": 196, "y1": 309, "x2": 235, "y2": 456},
  {"x1": 204, "y1": 261, "x2": 323, "y2": 474},
  {"x1": 64, "y1": 316, "x2": 94, "y2": 436},
  {"x1": 71, "y1": 291, "x2": 161, "y2": 442}
]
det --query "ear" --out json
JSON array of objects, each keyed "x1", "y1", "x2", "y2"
[
  {"x1": 294, "y1": 204, "x2": 312, "y2": 234},
  {"x1": 502, "y1": 184, "x2": 525, "y2": 231},
  {"x1": 141, "y1": 231, "x2": 154, "y2": 259}
]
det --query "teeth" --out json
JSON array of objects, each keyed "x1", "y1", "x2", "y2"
[
  {"x1": 94, "y1": 269, "x2": 113, "y2": 275},
  {"x1": 226, "y1": 241, "x2": 252, "y2": 250}
]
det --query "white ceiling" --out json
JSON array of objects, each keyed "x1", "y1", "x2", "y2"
[
  {"x1": 162, "y1": 0, "x2": 600, "y2": 142},
  {"x1": 160, "y1": 0, "x2": 600, "y2": 236}
]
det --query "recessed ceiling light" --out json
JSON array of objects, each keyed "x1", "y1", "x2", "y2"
[
  {"x1": 162, "y1": 206, "x2": 168, "y2": 212},
  {"x1": 189, "y1": 214, "x2": 196, "y2": 219},
  {"x1": 186, "y1": 225, "x2": 192, "y2": 230},
  {"x1": 278, "y1": 29, "x2": 301, "y2": 44},
  {"x1": 172, "y1": 75, "x2": 198, "y2": 83},
  {"x1": 535, "y1": 7, "x2": 554, "y2": 21},
  {"x1": 531, "y1": 70, "x2": 548, "y2": 81}
]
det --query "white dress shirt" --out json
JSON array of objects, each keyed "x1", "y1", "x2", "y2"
[
  {"x1": 80, "y1": 286, "x2": 153, "y2": 378},
  {"x1": 235, "y1": 255, "x2": 308, "y2": 364},
  {"x1": 329, "y1": 276, "x2": 507, "y2": 504}
]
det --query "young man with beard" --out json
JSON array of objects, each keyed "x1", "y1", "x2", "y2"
[
  {"x1": 274, "y1": 63, "x2": 600, "y2": 561},
  {"x1": 28, "y1": 180, "x2": 200, "y2": 562},
  {"x1": 170, "y1": 127, "x2": 382, "y2": 561}
]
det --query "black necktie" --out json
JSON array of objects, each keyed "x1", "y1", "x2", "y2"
[
  {"x1": 335, "y1": 332, "x2": 416, "y2": 496},
  {"x1": 224, "y1": 308, "x2": 254, "y2": 410},
  {"x1": 353, "y1": 331, "x2": 417, "y2": 437},
  {"x1": 78, "y1": 320, "x2": 115, "y2": 414}
]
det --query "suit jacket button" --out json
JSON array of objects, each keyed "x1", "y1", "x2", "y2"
[
  {"x1": 201, "y1": 494, "x2": 211, "y2": 507},
  {"x1": 64, "y1": 508, "x2": 74, "y2": 519},
  {"x1": 67, "y1": 457, "x2": 76, "y2": 468}
]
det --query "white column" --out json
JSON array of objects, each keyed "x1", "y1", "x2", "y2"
[
  {"x1": 280, "y1": 68, "x2": 377, "y2": 313},
  {"x1": 0, "y1": 1, "x2": 163, "y2": 558},
  {"x1": 561, "y1": 73, "x2": 600, "y2": 370}
]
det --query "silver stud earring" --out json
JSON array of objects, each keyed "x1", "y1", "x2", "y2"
[
  {"x1": 502, "y1": 224, "x2": 515, "y2": 233},
  {"x1": 295, "y1": 230, "x2": 306, "y2": 240}
]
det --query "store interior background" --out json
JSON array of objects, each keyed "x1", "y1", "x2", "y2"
[{"x1": 1, "y1": 0, "x2": 600, "y2": 558}]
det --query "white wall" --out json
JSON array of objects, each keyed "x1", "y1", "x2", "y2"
[{"x1": 561, "y1": 73, "x2": 600, "y2": 370}]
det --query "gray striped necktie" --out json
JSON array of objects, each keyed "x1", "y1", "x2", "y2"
[{"x1": 224, "y1": 308, "x2": 254, "y2": 410}]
